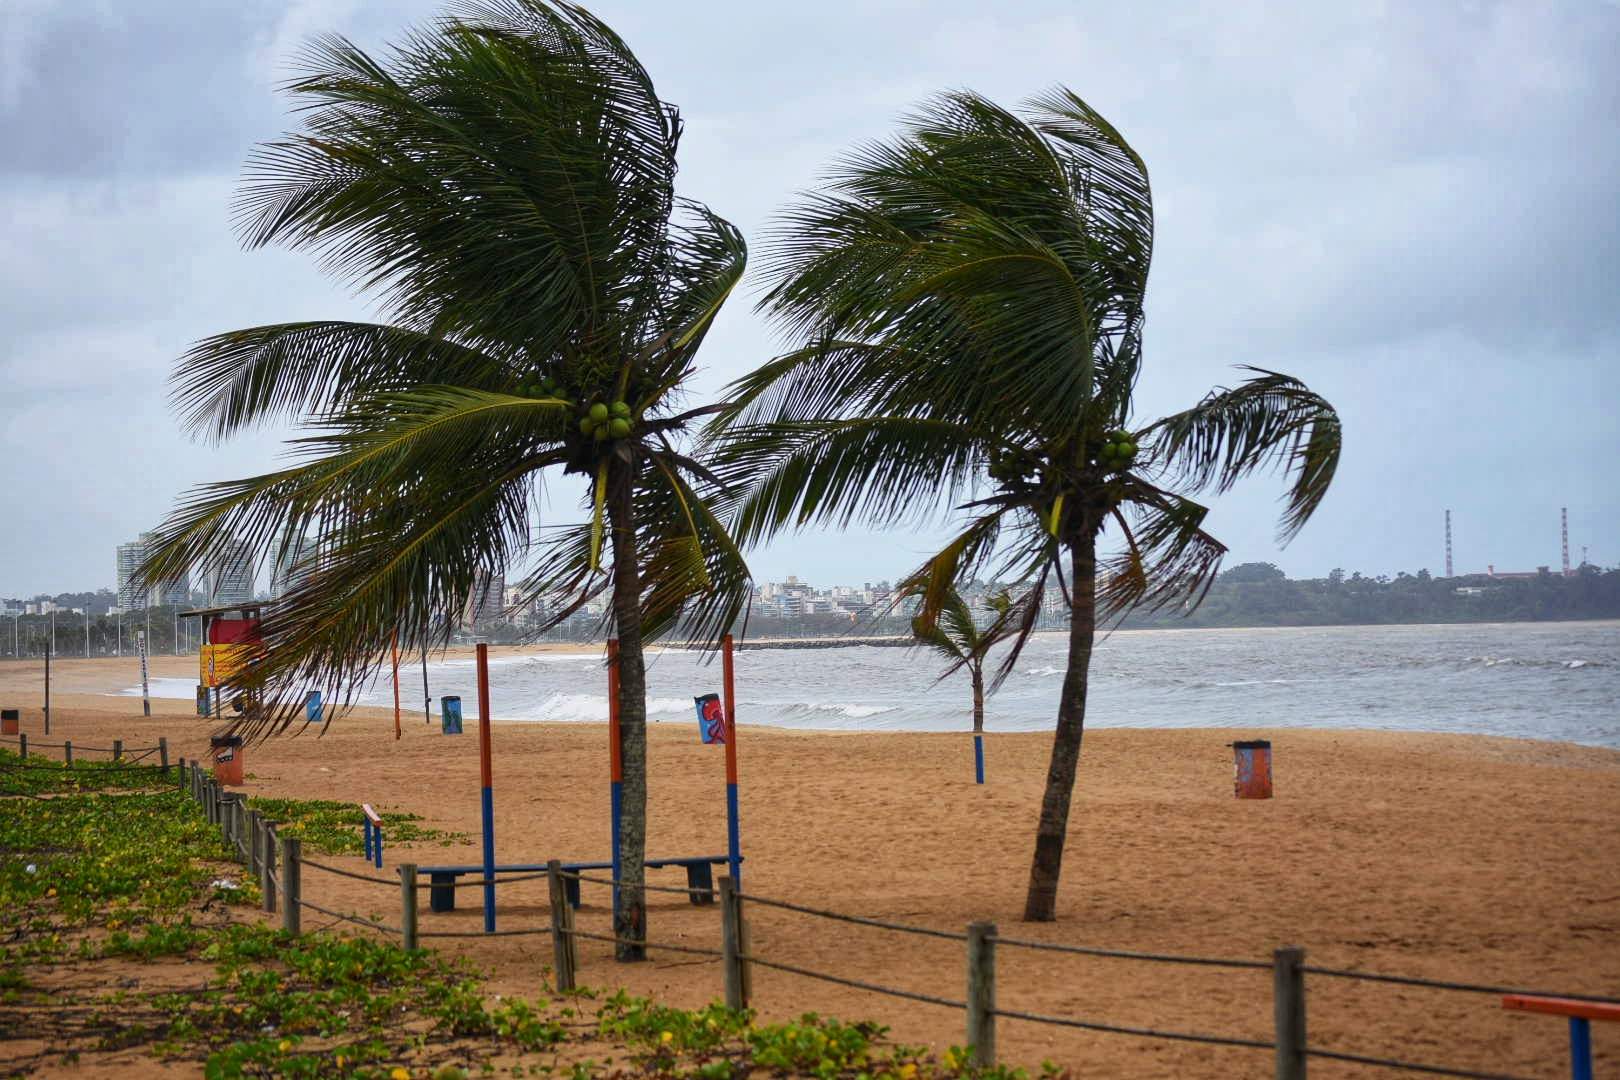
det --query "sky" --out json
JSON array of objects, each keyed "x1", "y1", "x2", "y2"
[{"x1": 2, "y1": 0, "x2": 1618, "y2": 598}]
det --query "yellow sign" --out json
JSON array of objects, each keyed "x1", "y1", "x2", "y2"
[{"x1": 201, "y1": 644, "x2": 263, "y2": 688}]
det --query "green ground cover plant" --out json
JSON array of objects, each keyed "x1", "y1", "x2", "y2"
[
  {"x1": 1, "y1": 760, "x2": 1056, "y2": 1077},
  {"x1": 244, "y1": 796, "x2": 459, "y2": 856}
]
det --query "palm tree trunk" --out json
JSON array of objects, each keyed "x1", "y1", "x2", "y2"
[
  {"x1": 608, "y1": 457, "x2": 647, "y2": 961},
  {"x1": 1022, "y1": 532, "x2": 1097, "y2": 922},
  {"x1": 971, "y1": 665, "x2": 985, "y2": 733}
]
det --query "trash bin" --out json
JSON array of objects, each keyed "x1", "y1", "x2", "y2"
[
  {"x1": 211, "y1": 735, "x2": 244, "y2": 786},
  {"x1": 1, "y1": 709, "x2": 18, "y2": 736},
  {"x1": 440, "y1": 695, "x2": 463, "y2": 735},
  {"x1": 1231, "y1": 739, "x2": 1273, "y2": 799},
  {"x1": 305, "y1": 690, "x2": 323, "y2": 724}
]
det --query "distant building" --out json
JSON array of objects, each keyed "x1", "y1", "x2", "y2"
[
  {"x1": 206, "y1": 539, "x2": 256, "y2": 607},
  {"x1": 464, "y1": 570, "x2": 506, "y2": 629},
  {"x1": 116, "y1": 540, "x2": 148, "y2": 610},
  {"x1": 116, "y1": 532, "x2": 190, "y2": 610},
  {"x1": 271, "y1": 534, "x2": 319, "y2": 600}
]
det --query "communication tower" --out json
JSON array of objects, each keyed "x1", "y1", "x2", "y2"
[
  {"x1": 1444, "y1": 510, "x2": 1453, "y2": 578},
  {"x1": 1562, "y1": 507, "x2": 1571, "y2": 577}
]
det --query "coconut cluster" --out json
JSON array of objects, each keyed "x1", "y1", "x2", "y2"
[
  {"x1": 517, "y1": 375, "x2": 637, "y2": 442},
  {"x1": 579, "y1": 398, "x2": 634, "y2": 441},
  {"x1": 1098, "y1": 430, "x2": 1136, "y2": 470}
]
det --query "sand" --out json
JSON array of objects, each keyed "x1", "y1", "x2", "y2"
[{"x1": 3, "y1": 654, "x2": 1618, "y2": 1078}]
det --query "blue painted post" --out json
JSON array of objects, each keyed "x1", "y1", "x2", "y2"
[
  {"x1": 476, "y1": 643, "x2": 495, "y2": 933},
  {"x1": 973, "y1": 734, "x2": 985, "y2": 785},
  {"x1": 373, "y1": 825, "x2": 383, "y2": 869},
  {"x1": 1570, "y1": 1017, "x2": 1593, "y2": 1080},
  {"x1": 363, "y1": 819, "x2": 374, "y2": 863}
]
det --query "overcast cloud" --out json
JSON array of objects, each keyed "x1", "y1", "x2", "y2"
[{"x1": 2, "y1": 0, "x2": 1617, "y2": 597}]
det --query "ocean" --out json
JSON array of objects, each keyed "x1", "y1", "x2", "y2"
[{"x1": 123, "y1": 620, "x2": 1620, "y2": 749}]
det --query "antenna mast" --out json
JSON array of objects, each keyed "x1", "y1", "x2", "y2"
[
  {"x1": 1444, "y1": 509, "x2": 1453, "y2": 578},
  {"x1": 1562, "y1": 507, "x2": 1571, "y2": 577}
]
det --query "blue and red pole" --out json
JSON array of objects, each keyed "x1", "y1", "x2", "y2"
[
  {"x1": 721, "y1": 634, "x2": 741, "y2": 888},
  {"x1": 607, "y1": 638, "x2": 623, "y2": 919},
  {"x1": 476, "y1": 642, "x2": 495, "y2": 932}
]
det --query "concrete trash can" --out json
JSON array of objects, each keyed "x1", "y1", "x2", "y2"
[
  {"x1": 1231, "y1": 739, "x2": 1273, "y2": 799},
  {"x1": 211, "y1": 735, "x2": 244, "y2": 786}
]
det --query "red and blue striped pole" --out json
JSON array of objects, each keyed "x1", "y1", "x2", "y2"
[
  {"x1": 607, "y1": 638, "x2": 623, "y2": 920},
  {"x1": 476, "y1": 642, "x2": 495, "y2": 932},
  {"x1": 721, "y1": 634, "x2": 741, "y2": 888}
]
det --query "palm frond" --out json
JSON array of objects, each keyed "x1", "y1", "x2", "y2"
[{"x1": 1141, "y1": 366, "x2": 1343, "y2": 542}]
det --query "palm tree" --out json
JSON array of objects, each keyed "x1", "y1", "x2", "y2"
[
  {"x1": 906, "y1": 585, "x2": 1028, "y2": 784},
  {"x1": 712, "y1": 89, "x2": 1341, "y2": 921},
  {"x1": 138, "y1": 0, "x2": 751, "y2": 957}
]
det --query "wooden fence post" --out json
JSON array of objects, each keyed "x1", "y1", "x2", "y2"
[
  {"x1": 260, "y1": 822, "x2": 278, "y2": 914},
  {"x1": 547, "y1": 860, "x2": 577, "y2": 991},
  {"x1": 177, "y1": 756, "x2": 185, "y2": 787},
  {"x1": 159, "y1": 737, "x2": 169, "y2": 773},
  {"x1": 112, "y1": 739, "x2": 122, "y2": 762},
  {"x1": 1274, "y1": 946, "x2": 1307, "y2": 1080},
  {"x1": 17, "y1": 733, "x2": 24, "y2": 759},
  {"x1": 719, "y1": 875, "x2": 750, "y2": 1011},
  {"x1": 63, "y1": 740, "x2": 72, "y2": 765},
  {"x1": 246, "y1": 810, "x2": 262, "y2": 876},
  {"x1": 400, "y1": 863, "x2": 419, "y2": 951},
  {"x1": 281, "y1": 836, "x2": 302, "y2": 935},
  {"x1": 966, "y1": 921, "x2": 997, "y2": 1067}
]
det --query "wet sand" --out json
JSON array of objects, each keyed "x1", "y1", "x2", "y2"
[{"x1": 3, "y1": 655, "x2": 1618, "y2": 1078}]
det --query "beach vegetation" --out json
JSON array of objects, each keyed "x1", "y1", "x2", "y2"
[
  {"x1": 711, "y1": 90, "x2": 1342, "y2": 920},
  {"x1": 136, "y1": 0, "x2": 752, "y2": 956}
]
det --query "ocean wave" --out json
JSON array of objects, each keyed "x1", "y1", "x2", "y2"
[
  {"x1": 775, "y1": 701, "x2": 901, "y2": 719},
  {"x1": 1024, "y1": 666, "x2": 1063, "y2": 677}
]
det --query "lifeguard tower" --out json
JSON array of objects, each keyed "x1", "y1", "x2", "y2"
[{"x1": 181, "y1": 603, "x2": 266, "y2": 718}]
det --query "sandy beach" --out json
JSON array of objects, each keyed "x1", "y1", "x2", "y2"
[{"x1": 3, "y1": 653, "x2": 1618, "y2": 1078}]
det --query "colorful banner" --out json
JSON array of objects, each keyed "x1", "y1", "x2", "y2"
[{"x1": 694, "y1": 693, "x2": 726, "y2": 744}]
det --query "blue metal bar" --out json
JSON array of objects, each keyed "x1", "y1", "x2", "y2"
[
  {"x1": 480, "y1": 785, "x2": 496, "y2": 932},
  {"x1": 1570, "y1": 1017, "x2": 1592, "y2": 1080},
  {"x1": 974, "y1": 735, "x2": 985, "y2": 785},
  {"x1": 363, "y1": 820, "x2": 372, "y2": 862},
  {"x1": 726, "y1": 782, "x2": 742, "y2": 889},
  {"x1": 374, "y1": 826, "x2": 383, "y2": 869}
]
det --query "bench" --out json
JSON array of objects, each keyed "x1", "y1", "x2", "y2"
[
  {"x1": 1503, "y1": 995, "x2": 1620, "y2": 1080},
  {"x1": 419, "y1": 855, "x2": 739, "y2": 914}
]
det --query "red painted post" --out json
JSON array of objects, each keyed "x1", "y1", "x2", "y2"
[{"x1": 391, "y1": 631, "x2": 402, "y2": 741}]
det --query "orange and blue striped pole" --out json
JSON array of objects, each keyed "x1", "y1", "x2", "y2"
[
  {"x1": 607, "y1": 638, "x2": 623, "y2": 919},
  {"x1": 721, "y1": 634, "x2": 741, "y2": 888},
  {"x1": 476, "y1": 642, "x2": 495, "y2": 932}
]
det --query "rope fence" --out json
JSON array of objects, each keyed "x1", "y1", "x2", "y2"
[{"x1": 166, "y1": 754, "x2": 1616, "y2": 1080}]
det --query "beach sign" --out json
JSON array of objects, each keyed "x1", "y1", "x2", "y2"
[{"x1": 694, "y1": 693, "x2": 726, "y2": 744}]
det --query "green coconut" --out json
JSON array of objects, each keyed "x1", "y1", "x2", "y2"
[
  {"x1": 579, "y1": 416, "x2": 595, "y2": 435},
  {"x1": 608, "y1": 417, "x2": 631, "y2": 438},
  {"x1": 610, "y1": 400, "x2": 631, "y2": 418},
  {"x1": 588, "y1": 402, "x2": 609, "y2": 423}
]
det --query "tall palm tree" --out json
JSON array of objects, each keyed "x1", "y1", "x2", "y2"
[
  {"x1": 138, "y1": 0, "x2": 751, "y2": 957},
  {"x1": 907, "y1": 585, "x2": 1028, "y2": 783},
  {"x1": 712, "y1": 89, "x2": 1341, "y2": 921}
]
